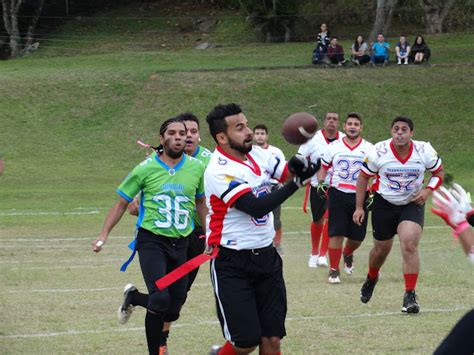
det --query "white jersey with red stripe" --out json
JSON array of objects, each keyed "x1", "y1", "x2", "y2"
[
  {"x1": 259, "y1": 144, "x2": 285, "y2": 185},
  {"x1": 205, "y1": 145, "x2": 288, "y2": 250},
  {"x1": 322, "y1": 137, "x2": 374, "y2": 193},
  {"x1": 298, "y1": 130, "x2": 345, "y2": 186},
  {"x1": 361, "y1": 139, "x2": 442, "y2": 205}
]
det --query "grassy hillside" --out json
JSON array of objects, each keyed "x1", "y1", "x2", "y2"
[{"x1": 1, "y1": 5, "x2": 474, "y2": 353}]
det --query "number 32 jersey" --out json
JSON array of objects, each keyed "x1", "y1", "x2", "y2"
[
  {"x1": 205, "y1": 146, "x2": 288, "y2": 250},
  {"x1": 361, "y1": 139, "x2": 442, "y2": 205}
]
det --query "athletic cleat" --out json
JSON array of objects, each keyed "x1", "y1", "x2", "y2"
[
  {"x1": 402, "y1": 290, "x2": 420, "y2": 314},
  {"x1": 118, "y1": 283, "x2": 137, "y2": 324},
  {"x1": 317, "y1": 255, "x2": 328, "y2": 267},
  {"x1": 343, "y1": 253, "x2": 354, "y2": 275},
  {"x1": 308, "y1": 255, "x2": 319, "y2": 268},
  {"x1": 328, "y1": 268, "x2": 341, "y2": 284},
  {"x1": 209, "y1": 345, "x2": 221, "y2": 354},
  {"x1": 360, "y1": 274, "x2": 378, "y2": 303}
]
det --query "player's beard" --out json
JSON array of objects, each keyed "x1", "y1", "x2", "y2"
[
  {"x1": 229, "y1": 136, "x2": 252, "y2": 154},
  {"x1": 163, "y1": 139, "x2": 184, "y2": 159}
]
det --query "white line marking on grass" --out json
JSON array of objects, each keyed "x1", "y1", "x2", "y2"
[
  {"x1": 1, "y1": 307, "x2": 470, "y2": 339},
  {"x1": 1, "y1": 287, "x2": 122, "y2": 294},
  {"x1": 0, "y1": 211, "x2": 100, "y2": 216}
]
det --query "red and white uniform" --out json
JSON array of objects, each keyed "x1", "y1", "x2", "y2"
[
  {"x1": 298, "y1": 130, "x2": 345, "y2": 186},
  {"x1": 361, "y1": 139, "x2": 442, "y2": 205},
  {"x1": 322, "y1": 137, "x2": 374, "y2": 193},
  {"x1": 205, "y1": 146, "x2": 288, "y2": 250},
  {"x1": 260, "y1": 144, "x2": 285, "y2": 185}
]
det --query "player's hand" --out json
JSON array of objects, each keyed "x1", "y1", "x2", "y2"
[
  {"x1": 92, "y1": 239, "x2": 105, "y2": 253},
  {"x1": 365, "y1": 192, "x2": 374, "y2": 210},
  {"x1": 353, "y1": 208, "x2": 365, "y2": 226},
  {"x1": 127, "y1": 199, "x2": 139, "y2": 216},
  {"x1": 450, "y1": 183, "x2": 473, "y2": 215},
  {"x1": 411, "y1": 188, "x2": 431, "y2": 205},
  {"x1": 204, "y1": 244, "x2": 214, "y2": 255},
  {"x1": 432, "y1": 186, "x2": 467, "y2": 229},
  {"x1": 316, "y1": 182, "x2": 329, "y2": 198},
  {"x1": 288, "y1": 154, "x2": 310, "y2": 175},
  {"x1": 292, "y1": 161, "x2": 320, "y2": 188}
]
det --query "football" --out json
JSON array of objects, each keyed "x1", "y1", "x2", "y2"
[{"x1": 281, "y1": 112, "x2": 319, "y2": 145}]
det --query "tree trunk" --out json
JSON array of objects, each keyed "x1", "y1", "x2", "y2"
[
  {"x1": 2, "y1": 0, "x2": 23, "y2": 57},
  {"x1": 369, "y1": 0, "x2": 398, "y2": 43},
  {"x1": 25, "y1": 0, "x2": 45, "y2": 46},
  {"x1": 420, "y1": 0, "x2": 456, "y2": 34}
]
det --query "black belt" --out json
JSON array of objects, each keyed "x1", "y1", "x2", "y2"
[{"x1": 220, "y1": 244, "x2": 273, "y2": 255}]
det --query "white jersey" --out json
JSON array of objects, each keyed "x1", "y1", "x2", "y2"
[
  {"x1": 361, "y1": 139, "x2": 442, "y2": 205},
  {"x1": 259, "y1": 144, "x2": 285, "y2": 185},
  {"x1": 298, "y1": 130, "x2": 345, "y2": 186},
  {"x1": 322, "y1": 137, "x2": 374, "y2": 193},
  {"x1": 205, "y1": 145, "x2": 288, "y2": 250}
]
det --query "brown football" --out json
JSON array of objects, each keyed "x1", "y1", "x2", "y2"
[{"x1": 281, "y1": 112, "x2": 319, "y2": 145}]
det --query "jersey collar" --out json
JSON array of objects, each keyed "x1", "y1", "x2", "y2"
[
  {"x1": 191, "y1": 146, "x2": 201, "y2": 157},
  {"x1": 342, "y1": 136, "x2": 362, "y2": 151},
  {"x1": 154, "y1": 153, "x2": 186, "y2": 174},
  {"x1": 390, "y1": 139, "x2": 413, "y2": 164},
  {"x1": 216, "y1": 146, "x2": 261, "y2": 176},
  {"x1": 322, "y1": 129, "x2": 339, "y2": 144}
]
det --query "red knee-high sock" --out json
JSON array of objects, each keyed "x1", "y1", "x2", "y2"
[
  {"x1": 273, "y1": 229, "x2": 282, "y2": 246},
  {"x1": 218, "y1": 341, "x2": 237, "y2": 355},
  {"x1": 310, "y1": 222, "x2": 323, "y2": 255},
  {"x1": 328, "y1": 247, "x2": 342, "y2": 271},
  {"x1": 319, "y1": 221, "x2": 329, "y2": 257},
  {"x1": 404, "y1": 273, "x2": 418, "y2": 291},
  {"x1": 368, "y1": 267, "x2": 380, "y2": 280},
  {"x1": 343, "y1": 244, "x2": 355, "y2": 256}
]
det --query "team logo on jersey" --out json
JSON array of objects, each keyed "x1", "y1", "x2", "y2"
[
  {"x1": 218, "y1": 157, "x2": 227, "y2": 165},
  {"x1": 226, "y1": 239, "x2": 237, "y2": 246}
]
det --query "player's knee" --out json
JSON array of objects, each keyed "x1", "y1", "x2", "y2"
[
  {"x1": 401, "y1": 241, "x2": 418, "y2": 255},
  {"x1": 147, "y1": 290, "x2": 170, "y2": 314},
  {"x1": 234, "y1": 333, "x2": 261, "y2": 349},
  {"x1": 163, "y1": 312, "x2": 180, "y2": 322}
]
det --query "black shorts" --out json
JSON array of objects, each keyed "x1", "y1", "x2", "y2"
[
  {"x1": 371, "y1": 193, "x2": 425, "y2": 241},
  {"x1": 210, "y1": 245, "x2": 287, "y2": 348},
  {"x1": 309, "y1": 185, "x2": 327, "y2": 222},
  {"x1": 186, "y1": 226, "x2": 206, "y2": 292},
  {"x1": 328, "y1": 188, "x2": 368, "y2": 241},
  {"x1": 136, "y1": 228, "x2": 189, "y2": 316}
]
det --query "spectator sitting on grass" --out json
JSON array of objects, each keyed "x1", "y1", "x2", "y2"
[
  {"x1": 351, "y1": 35, "x2": 371, "y2": 65},
  {"x1": 327, "y1": 37, "x2": 347, "y2": 66},
  {"x1": 396, "y1": 35, "x2": 411, "y2": 65},
  {"x1": 312, "y1": 23, "x2": 331, "y2": 64},
  {"x1": 371, "y1": 33, "x2": 390, "y2": 66},
  {"x1": 410, "y1": 35, "x2": 431, "y2": 64}
]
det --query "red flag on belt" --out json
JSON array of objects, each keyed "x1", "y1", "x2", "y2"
[{"x1": 155, "y1": 247, "x2": 219, "y2": 290}]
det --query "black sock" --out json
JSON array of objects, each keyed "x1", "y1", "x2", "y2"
[
  {"x1": 160, "y1": 330, "x2": 169, "y2": 346},
  {"x1": 145, "y1": 311, "x2": 163, "y2": 354},
  {"x1": 130, "y1": 290, "x2": 149, "y2": 308}
]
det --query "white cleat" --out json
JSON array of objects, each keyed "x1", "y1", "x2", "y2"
[
  {"x1": 317, "y1": 255, "x2": 328, "y2": 267},
  {"x1": 308, "y1": 255, "x2": 319, "y2": 268},
  {"x1": 118, "y1": 283, "x2": 137, "y2": 325},
  {"x1": 328, "y1": 269, "x2": 341, "y2": 284}
]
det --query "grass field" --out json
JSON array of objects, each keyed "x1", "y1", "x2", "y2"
[{"x1": 1, "y1": 3, "x2": 474, "y2": 354}]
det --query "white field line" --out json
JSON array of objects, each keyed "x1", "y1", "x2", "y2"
[
  {"x1": 0, "y1": 283, "x2": 209, "y2": 295},
  {"x1": 1, "y1": 307, "x2": 470, "y2": 340}
]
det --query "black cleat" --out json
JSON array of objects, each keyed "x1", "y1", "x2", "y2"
[
  {"x1": 360, "y1": 274, "x2": 378, "y2": 303},
  {"x1": 343, "y1": 253, "x2": 354, "y2": 275},
  {"x1": 402, "y1": 290, "x2": 420, "y2": 314}
]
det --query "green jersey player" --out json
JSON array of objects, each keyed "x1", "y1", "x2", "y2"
[{"x1": 92, "y1": 117, "x2": 207, "y2": 355}]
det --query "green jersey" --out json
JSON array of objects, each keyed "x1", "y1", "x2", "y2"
[
  {"x1": 190, "y1": 146, "x2": 212, "y2": 227},
  {"x1": 117, "y1": 153, "x2": 205, "y2": 238}
]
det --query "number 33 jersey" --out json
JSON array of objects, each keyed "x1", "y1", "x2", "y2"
[
  {"x1": 205, "y1": 146, "x2": 288, "y2": 250},
  {"x1": 117, "y1": 154, "x2": 205, "y2": 237},
  {"x1": 361, "y1": 139, "x2": 442, "y2": 205}
]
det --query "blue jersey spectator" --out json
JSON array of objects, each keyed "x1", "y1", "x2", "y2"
[
  {"x1": 396, "y1": 35, "x2": 411, "y2": 65},
  {"x1": 371, "y1": 33, "x2": 390, "y2": 66}
]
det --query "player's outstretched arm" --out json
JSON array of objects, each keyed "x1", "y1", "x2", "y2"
[
  {"x1": 195, "y1": 195, "x2": 208, "y2": 234},
  {"x1": 432, "y1": 185, "x2": 474, "y2": 262},
  {"x1": 353, "y1": 173, "x2": 370, "y2": 226},
  {"x1": 93, "y1": 197, "x2": 129, "y2": 253}
]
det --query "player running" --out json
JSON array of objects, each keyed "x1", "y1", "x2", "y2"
[
  {"x1": 298, "y1": 112, "x2": 345, "y2": 268},
  {"x1": 353, "y1": 116, "x2": 444, "y2": 313},
  {"x1": 253, "y1": 124, "x2": 286, "y2": 254},
  {"x1": 318, "y1": 113, "x2": 373, "y2": 283},
  {"x1": 92, "y1": 117, "x2": 207, "y2": 354}
]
